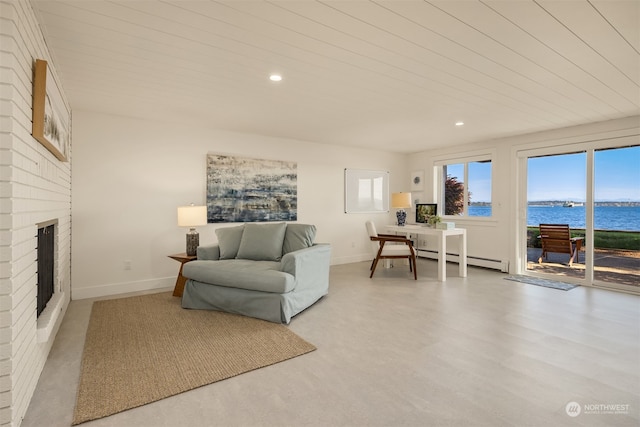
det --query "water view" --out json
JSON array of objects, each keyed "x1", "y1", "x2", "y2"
[
  {"x1": 527, "y1": 204, "x2": 640, "y2": 231},
  {"x1": 467, "y1": 204, "x2": 640, "y2": 231}
]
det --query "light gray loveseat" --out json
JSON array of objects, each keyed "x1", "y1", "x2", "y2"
[{"x1": 181, "y1": 222, "x2": 331, "y2": 324}]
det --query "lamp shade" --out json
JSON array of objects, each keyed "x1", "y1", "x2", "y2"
[
  {"x1": 177, "y1": 205, "x2": 207, "y2": 227},
  {"x1": 391, "y1": 192, "x2": 412, "y2": 209}
]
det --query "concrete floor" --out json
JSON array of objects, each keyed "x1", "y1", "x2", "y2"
[{"x1": 22, "y1": 259, "x2": 640, "y2": 427}]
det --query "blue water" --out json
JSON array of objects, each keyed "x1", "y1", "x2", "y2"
[
  {"x1": 468, "y1": 206, "x2": 492, "y2": 218},
  {"x1": 527, "y1": 205, "x2": 639, "y2": 231},
  {"x1": 468, "y1": 205, "x2": 640, "y2": 231}
]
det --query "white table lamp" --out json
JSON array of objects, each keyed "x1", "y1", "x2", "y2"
[
  {"x1": 177, "y1": 204, "x2": 207, "y2": 256},
  {"x1": 391, "y1": 192, "x2": 412, "y2": 226}
]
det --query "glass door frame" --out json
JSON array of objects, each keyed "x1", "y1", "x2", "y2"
[{"x1": 515, "y1": 134, "x2": 639, "y2": 292}]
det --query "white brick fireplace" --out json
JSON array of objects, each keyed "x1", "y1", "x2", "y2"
[{"x1": 0, "y1": 1, "x2": 72, "y2": 426}]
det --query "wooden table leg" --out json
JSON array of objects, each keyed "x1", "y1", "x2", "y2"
[
  {"x1": 173, "y1": 262, "x2": 188, "y2": 297},
  {"x1": 168, "y1": 253, "x2": 197, "y2": 297}
]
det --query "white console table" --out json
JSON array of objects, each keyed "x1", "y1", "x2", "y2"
[{"x1": 386, "y1": 225, "x2": 467, "y2": 281}]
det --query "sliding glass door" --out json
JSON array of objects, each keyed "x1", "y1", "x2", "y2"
[
  {"x1": 593, "y1": 146, "x2": 640, "y2": 288},
  {"x1": 521, "y1": 144, "x2": 639, "y2": 292},
  {"x1": 526, "y1": 152, "x2": 586, "y2": 280}
]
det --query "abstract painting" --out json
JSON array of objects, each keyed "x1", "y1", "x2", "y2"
[{"x1": 206, "y1": 154, "x2": 297, "y2": 223}]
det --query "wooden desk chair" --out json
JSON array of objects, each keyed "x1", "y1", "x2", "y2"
[
  {"x1": 537, "y1": 223, "x2": 584, "y2": 267},
  {"x1": 365, "y1": 221, "x2": 417, "y2": 280}
]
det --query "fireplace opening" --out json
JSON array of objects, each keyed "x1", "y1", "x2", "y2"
[{"x1": 37, "y1": 222, "x2": 55, "y2": 317}]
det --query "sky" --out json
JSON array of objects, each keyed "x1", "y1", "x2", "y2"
[
  {"x1": 527, "y1": 146, "x2": 640, "y2": 202},
  {"x1": 446, "y1": 162, "x2": 492, "y2": 202}
]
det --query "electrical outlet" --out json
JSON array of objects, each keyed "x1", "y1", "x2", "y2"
[
  {"x1": 351, "y1": 241, "x2": 356, "y2": 248},
  {"x1": 124, "y1": 260, "x2": 132, "y2": 270}
]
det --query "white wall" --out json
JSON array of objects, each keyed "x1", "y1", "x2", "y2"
[
  {"x1": 0, "y1": 1, "x2": 72, "y2": 426},
  {"x1": 71, "y1": 111, "x2": 406, "y2": 299}
]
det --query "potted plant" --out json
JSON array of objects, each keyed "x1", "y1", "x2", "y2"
[{"x1": 428, "y1": 215, "x2": 441, "y2": 227}]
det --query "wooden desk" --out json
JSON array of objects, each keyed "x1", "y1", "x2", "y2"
[
  {"x1": 386, "y1": 225, "x2": 467, "y2": 281},
  {"x1": 168, "y1": 253, "x2": 197, "y2": 297}
]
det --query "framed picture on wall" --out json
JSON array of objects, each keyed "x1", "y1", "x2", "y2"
[
  {"x1": 411, "y1": 170, "x2": 424, "y2": 191},
  {"x1": 32, "y1": 59, "x2": 70, "y2": 162},
  {"x1": 412, "y1": 192, "x2": 423, "y2": 207}
]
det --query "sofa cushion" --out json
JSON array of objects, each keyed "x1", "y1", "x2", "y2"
[
  {"x1": 215, "y1": 225, "x2": 244, "y2": 259},
  {"x1": 282, "y1": 224, "x2": 317, "y2": 254},
  {"x1": 183, "y1": 259, "x2": 295, "y2": 293},
  {"x1": 236, "y1": 222, "x2": 287, "y2": 261}
]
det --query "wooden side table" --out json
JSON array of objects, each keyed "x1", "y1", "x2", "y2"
[{"x1": 168, "y1": 253, "x2": 197, "y2": 297}]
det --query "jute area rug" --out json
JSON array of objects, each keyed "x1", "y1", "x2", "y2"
[{"x1": 72, "y1": 292, "x2": 316, "y2": 425}]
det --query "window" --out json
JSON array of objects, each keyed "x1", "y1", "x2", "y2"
[{"x1": 439, "y1": 156, "x2": 492, "y2": 217}]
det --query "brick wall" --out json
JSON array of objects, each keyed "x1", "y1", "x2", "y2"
[{"x1": 0, "y1": 1, "x2": 71, "y2": 426}]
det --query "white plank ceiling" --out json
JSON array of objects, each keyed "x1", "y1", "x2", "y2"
[{"x1": 31, "y1": 0, "x2": 640, "y2": 153}]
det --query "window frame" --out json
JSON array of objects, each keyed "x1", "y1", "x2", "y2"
[{"x1": 434, "y1": 150, "x2": 494, "y2": 219}]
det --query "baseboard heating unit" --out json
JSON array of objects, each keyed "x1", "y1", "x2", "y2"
[{"x1": 416, "y1": 250, "x2": 509, "y2": 272}]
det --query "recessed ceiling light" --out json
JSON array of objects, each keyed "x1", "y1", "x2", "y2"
[
  {"x1": 269, "y1": 74, "x2": 282, "y2": 82},
  {"x1": 455, "y1": 121, "x2": 464, "y2": 126}
]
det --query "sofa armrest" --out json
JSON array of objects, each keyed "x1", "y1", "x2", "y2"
[
  {"x1": 281, "y1": 244, "x2": 331, "y2": 292},
  {"x1": 197, "y1": 244, "x2": 221, "y2": 260}
]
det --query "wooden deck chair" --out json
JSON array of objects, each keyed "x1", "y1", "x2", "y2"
[
  {"x1": 365, "y1": 221, "x2": 417, "y2": 280},
  {"x1": 537, "y1": 224, "x2": 584, "y2": 267}
]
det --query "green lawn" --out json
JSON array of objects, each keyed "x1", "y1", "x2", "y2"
[{"x1": 527, "y1": 227, "x2": 640, "y2": 251}]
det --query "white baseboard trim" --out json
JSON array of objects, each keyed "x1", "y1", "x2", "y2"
[{"x1": 72, "y1": 277, "x2": 175, "y2": 300}]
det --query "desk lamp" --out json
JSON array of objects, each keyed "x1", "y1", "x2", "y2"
[
  {"x1": 177, "y1": 204, "x2": 207, "y2": 256},
  {"x1": 391, "y1": 192, "x2": 412, "y2": 226}
]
